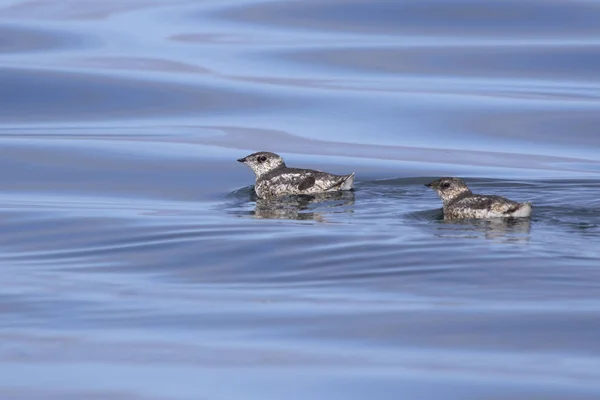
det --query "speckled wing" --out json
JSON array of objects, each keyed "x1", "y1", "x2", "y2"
[
  {"x1": 450, "y1": 195, "x2": 521, "y2": 218},
  {"x1": 256, "y1": 168, "x2": 353, "y2": 198},
  {"x1": 255, "y1": 170, "x2": 316, "y2": 198},
  {"x1": 297, "y1": 175, "x2": 316, "y2": 191},
  {"x1": 300, "y1": 170, "x2": 352, "y2": 193},
  {"x1": 271, "y1": 170, "x2": 319, "y2": 191}
]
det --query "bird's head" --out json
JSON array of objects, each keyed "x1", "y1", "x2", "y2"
[
  {"x1": 237, "y1": 151, "x2": 286, "y2": 178},
  {"x1": 425, "y1": 177, "x2": 472, "y2": 203}
]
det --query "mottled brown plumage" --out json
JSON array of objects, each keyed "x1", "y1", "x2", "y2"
[
  {"x1": 238, "y1": 152, "x2": 354, "y2": 199},
  {"x1": 426, "y1": 177, "x2": 532, "y2": 220}
]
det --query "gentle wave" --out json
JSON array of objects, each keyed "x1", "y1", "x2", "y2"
[{"x1": 1, "y1": 0, "x2": 600, "y2": 398}]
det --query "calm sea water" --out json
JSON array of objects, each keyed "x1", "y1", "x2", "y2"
[{"x1": 1, "y1": 1, "x2": 600, "y2": 399}]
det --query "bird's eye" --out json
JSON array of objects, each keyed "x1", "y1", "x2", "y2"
[
  {"x1": 257, "y1": 155, "x2": 267, "y2": 163},
  {"x1": 442, "y1": 182, "x2": 451, "y2": 189}
]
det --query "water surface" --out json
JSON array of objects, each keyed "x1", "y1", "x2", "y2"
[{"x1": 1, "y1": 0, "x2": 600, "y2": 399}]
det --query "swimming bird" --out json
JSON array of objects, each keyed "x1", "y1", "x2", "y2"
[
  {"x1": 425, "y1": 177, "x2": 532, "y2": 220},
  {"x1": 237, "y1": 151, "x2": 355, "y2": 199}
]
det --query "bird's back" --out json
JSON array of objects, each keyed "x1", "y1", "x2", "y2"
[
  {"x1": 446, "y1": 194, "x2": 525, "y2": 219},
  {"x1": 256, "y1": 167, "x2": 353, "y2": 198}
]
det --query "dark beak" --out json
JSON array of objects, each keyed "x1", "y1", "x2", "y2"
[
  {"x1": 424, "y1": 183, "x2": 432, "y2": 187},
  {"x1": 237, "y1": 157, "x2": 246, "y2": 163}
]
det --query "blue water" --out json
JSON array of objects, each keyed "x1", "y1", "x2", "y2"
[{"x1": 1, "y1": 1, "x2": 600, "y2": 399}]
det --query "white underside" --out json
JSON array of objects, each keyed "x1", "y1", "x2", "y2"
[
  {"x1": 508, "y1": 202, "x2": 532, "y2": 218},
  {"x1": 337, "y1": 173, "x2": 355, "y2": 191}
]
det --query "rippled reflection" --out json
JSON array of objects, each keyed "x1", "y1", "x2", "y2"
[
  {"x1": 229, "y1": 188, "x2": 355, "y2": 221},
  {"x1": 4, "y1": 0, "x2": 600, "y2": 397},
  {"x1": 435, "y1": 217, "x2": 532, "y2": 242}
]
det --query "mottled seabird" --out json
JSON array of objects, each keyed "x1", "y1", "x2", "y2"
[
  {"x1": 425, "y1": 177, "x2": 532, "y2": 220},
  {"x1": 237, "y1": 151, "x2": 355, "y2": 199}
]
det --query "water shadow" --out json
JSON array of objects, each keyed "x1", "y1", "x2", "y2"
[
  {"x1": 219, "y1": 0, "x2": 600, "y2": 38},
  {"x1": 0, "y1": 25, "x2": 81, "y2": 53},
  {"x1": 0, "y1": 67, "x2": 293, "y2": 123}
]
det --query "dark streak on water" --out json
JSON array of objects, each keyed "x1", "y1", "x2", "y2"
[{"x1": 1, "y1": 0, "x2": 600, "y2": 399}]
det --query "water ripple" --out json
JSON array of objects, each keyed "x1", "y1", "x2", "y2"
[{"x1": 2, "y1": 0, "x2": 600, "y2": 398}]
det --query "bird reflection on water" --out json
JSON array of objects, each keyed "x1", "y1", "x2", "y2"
[
  {"x1": 230, "y1": 188, "x2": 356, "y2": 221},
  {"x1": 253, "y1": 191, "x2": 355, "y2": 221},
  {"x1": 435, "y1": 215, "x2": 532, "y2": 243}
]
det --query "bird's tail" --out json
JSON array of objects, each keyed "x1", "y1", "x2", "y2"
[
  {"x1": 329, "y1": 172, "x2": 354, "y2": 191},
  {"x1": 341, "y1": 173, "x2": 355, "y2": 190},
  {"x1": 509, "y1": 202, "x2": 532, "y2": 218}
]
